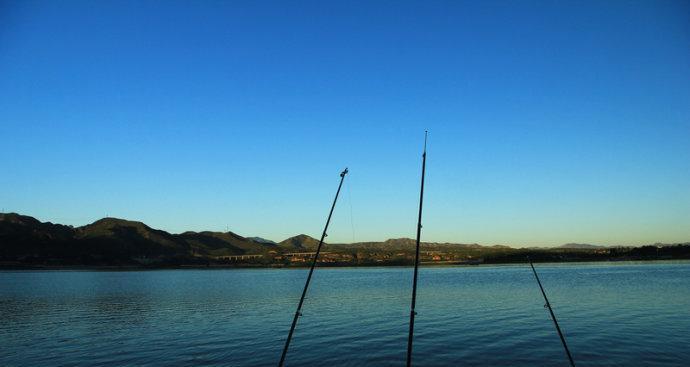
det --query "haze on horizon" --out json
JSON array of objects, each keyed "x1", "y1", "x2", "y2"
[{"x1": 1, "y1": 1, "x2": 688, "y2": 247}]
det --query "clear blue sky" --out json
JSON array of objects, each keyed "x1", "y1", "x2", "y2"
[{"x1": 1, "y1": 0, "x2": 689, "y2": 246}]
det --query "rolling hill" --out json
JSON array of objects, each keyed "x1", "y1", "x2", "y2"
[
  {"x1": 4, "y1": 212, "x2": 687, "y2": 267},
  {"x1": 279, "y1": 234, "x2": 322, "y2": 250}
]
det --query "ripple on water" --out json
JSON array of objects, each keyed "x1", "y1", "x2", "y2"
[{"x1": 1, "y1": 263, "x2": 690, "y2": 366}]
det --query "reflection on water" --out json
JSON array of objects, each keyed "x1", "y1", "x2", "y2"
[{"x1": 1, "y1": 261, "x2": 689, "y2": 366}]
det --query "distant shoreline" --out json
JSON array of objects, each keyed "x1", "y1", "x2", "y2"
[
  {"x1": 2, "y1": 257, "x2": 689, "y2": 271},
  {"x1": 3, "y1": 213, "x2": 689, "y2": 271}
]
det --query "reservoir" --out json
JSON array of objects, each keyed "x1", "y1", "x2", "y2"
[{"x1": 2, "y1": 261, "x2": 689, "y2": 366}]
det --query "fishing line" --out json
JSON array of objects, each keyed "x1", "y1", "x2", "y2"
[{"x1": 347, "y1": 172, "x2": 355, "y2": 244}]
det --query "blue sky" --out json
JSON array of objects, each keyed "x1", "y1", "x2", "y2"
[{"x1": 1, "y1": 0, "x2": 689, "y2": 246}]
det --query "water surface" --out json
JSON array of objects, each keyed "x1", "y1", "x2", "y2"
[{"x1": 2, "y1": 261, "x2": 689, "y2": 366}]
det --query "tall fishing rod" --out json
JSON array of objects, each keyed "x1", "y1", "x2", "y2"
[
  {"x1": 406, "y1": 131, "x2": 427, "y2": 367},
  {"x1": 278, "y1": 167, "x2": 349, "y2": 367},
  {"x1": 528, "y1": 257, "x2": 576, "y2": 367}
]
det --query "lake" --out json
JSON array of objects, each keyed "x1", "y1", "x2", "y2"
[{"x1": 1, "y1": 261, "x2": 689, "y2": 366}]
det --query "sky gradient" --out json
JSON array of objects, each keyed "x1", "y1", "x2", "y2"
[{"x1": 1, "y1": 0, "x2": 689, "y2": 246}]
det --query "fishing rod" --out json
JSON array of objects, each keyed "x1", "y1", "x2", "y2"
[
  {"x1": 278, "y1": 167, "x2": 349, "y2": 367},
  {"x1": 406, "y1": 131, "x2": 427, "y2": 367},
  {"x1": 527, "y1": 257, "x2": 576, "y2": 367}
]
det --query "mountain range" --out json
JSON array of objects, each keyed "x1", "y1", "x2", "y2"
[
  {"x1": 0, "y1": 213, "x2": 316, "y2": 262},
  {"x1": 557, "y1": 243, "x2": 605, "y2": 249},
  {"x1": 2, "y1": 212, "x2": 688, "y2": 266},
  {"x1": 0, "y1": 213, "x2": 510, "y2": 265}
]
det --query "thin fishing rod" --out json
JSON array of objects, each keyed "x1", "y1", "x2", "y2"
[
  {"x1": 406, "y1": 131, "x2": 427, "y2": 367},
  {"x1": 528, "y1": 257, "x2": 576, "y2": 367},
  {"x1": 278, "y1": 167, "x2": 349, "y2": 367}
]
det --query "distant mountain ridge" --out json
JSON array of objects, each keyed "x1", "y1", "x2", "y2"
[
  {"x1": 0, "y1": 213, "x2": 509, "y2": 263},
  {"x1": 279, "y1": 234, "x2": 323, "y2": 250},
  {"x1": 333, "y1": 238, "x2": 511, "y2": 251},
  {"x1": 558, "y1": 243, "x2": 605, "y2": 249},
  {"x1": 247, "y1": 237, "x2": 277, "y2": 245},
  {"x1": 2, "y1": 212, "x2": 688, "y2": 266},
  {"x1": 178, "y1": 230, "x2": 270, "y2": 256},
  {"x1": 0, "y1": 213, "x2": 331, "y2": 264}
]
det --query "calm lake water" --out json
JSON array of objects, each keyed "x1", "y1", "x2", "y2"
[{"x1": 1, "y1": 261, "x2": 689, "y2": 366}]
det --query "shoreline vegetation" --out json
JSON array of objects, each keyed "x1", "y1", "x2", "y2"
[{"x1": 2, "y1": 212, "x2": 689, "y2": 270}]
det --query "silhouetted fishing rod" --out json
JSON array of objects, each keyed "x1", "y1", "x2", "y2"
[
  {"x1": 406, "y1": 131, "x2": 427, "y2": 367},
  {"x1": 528, "y1": 257, "x2": 576, "y2": 367},
  {"x1": 278, "y1": 167, "x2": 349, "y2": 367}
]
